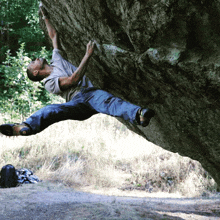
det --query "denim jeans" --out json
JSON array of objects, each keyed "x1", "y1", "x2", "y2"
[{"x1": 24, "y1": 88, "x2": 141, "y2": 134}]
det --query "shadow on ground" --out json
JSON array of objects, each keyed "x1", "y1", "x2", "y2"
[{"x1": 0, "y1": 181, "x2": 219, "y2": 219}]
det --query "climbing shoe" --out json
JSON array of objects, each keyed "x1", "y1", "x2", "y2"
[
  {"x1": 139, "y1": 108, "x2": 155, "y2": 127},
  {"x1": 0, "y1": 123, "x2": 32, "y2": 136}
]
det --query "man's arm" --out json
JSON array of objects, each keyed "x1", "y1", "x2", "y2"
[
  {"x1": 58, "y1": 41, "x2": 95, "y2": 91},
  {"x1": 40, "y1": 7, "x2": 58, "y2": 49}
]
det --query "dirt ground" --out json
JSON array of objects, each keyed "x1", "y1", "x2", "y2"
[{"x1": 0, "y1": 181, "x2": 219, "y2": 220}]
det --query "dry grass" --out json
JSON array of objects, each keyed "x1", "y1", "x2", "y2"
[{"x1": 0, "y1": 114, "x2": 217, "y2": 197}]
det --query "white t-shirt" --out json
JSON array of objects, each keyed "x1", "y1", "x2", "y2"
[{"x1": 44, "y1": 49, "x2": 94, "y2": 102}]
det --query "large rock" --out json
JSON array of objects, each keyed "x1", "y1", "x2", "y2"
[{"x1": 41, "y1": 0, "x2": 220, "y2": 188}]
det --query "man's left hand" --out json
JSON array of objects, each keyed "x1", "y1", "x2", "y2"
[{"x1": 86, "y1": 41, "x2": 95, "y2": 57}]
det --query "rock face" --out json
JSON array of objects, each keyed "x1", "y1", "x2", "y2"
[{"x1": 41, "y1": 0, "x2": 220, "y2": 188}]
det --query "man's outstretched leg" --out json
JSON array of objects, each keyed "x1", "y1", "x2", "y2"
[
  {"x1": 84, "y1": 89, "x2": 155, "y2": 126},
  {"x1": 0, "y1": 92, "x2": 98, "y2": 136}
]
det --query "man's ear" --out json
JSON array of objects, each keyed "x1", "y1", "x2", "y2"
[{"x1": 33, "y1": 70, "x2": 39, "y2": 76}]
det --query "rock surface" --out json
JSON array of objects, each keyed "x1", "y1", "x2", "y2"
[{"x1": 40, "y1": 0, "x2": 220, "y2": 188}]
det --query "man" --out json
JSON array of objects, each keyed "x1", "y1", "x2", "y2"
[{"x1": 0, "y1": 4, "x2": 155, "y2": 137}]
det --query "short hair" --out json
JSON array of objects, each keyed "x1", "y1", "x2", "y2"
[{"x1": 26, "y1": 67, "x2": 42, "y2": 82}]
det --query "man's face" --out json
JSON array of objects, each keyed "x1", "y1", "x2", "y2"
[{"x1": 28, "y1": 58, "x2": 48, "y2": 72}]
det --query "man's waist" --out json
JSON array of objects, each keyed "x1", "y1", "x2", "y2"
[{"x1": 69, "y1": 88, "x2": 81, "y2": 100}]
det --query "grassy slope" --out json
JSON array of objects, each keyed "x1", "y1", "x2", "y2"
[{"x1": 0, "y1": 114, "x2": 217, "y2": 197}]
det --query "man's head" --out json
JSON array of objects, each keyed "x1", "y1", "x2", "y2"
[{"x1": 27, "y1": 58, "x2": 49, "y2": 82}]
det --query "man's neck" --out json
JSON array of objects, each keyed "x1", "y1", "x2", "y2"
[{"x1": 41, "y1": 65, "x2": 53, "y2": 78}]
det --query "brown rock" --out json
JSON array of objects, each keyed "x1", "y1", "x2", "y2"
[{"x1": 40, "y1": 0, "x2": 220, "y2": 189}]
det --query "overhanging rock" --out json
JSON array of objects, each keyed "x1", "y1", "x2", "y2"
[{"x1": 40, "y1": 0, "x2": 220, "y2": 188}]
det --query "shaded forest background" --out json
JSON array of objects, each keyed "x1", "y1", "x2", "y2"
[{"x1": 0, "y1": 0, "x2": 56, "y2": 121}]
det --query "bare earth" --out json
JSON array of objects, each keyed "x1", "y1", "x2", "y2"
[{"x1": 0, "y1": 181, "x2": 219, "y2": 220}]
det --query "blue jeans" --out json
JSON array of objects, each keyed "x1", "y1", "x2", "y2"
[{"x1": 24, "y1": 88, "x2": 141, "y2": 134}]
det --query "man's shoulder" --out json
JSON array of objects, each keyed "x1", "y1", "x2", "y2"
[
  {"x1": 52, "y1": 48, "x2": 63, "y2": 57},
  {"x1": 52, "y1": 49, "x2": 70, "y2": 63},
  {"x1": 53, "y1": 48, "x2": 61, "y2": 53},
  {"x1": 43, "y1": 72, "x2": 61, "y2": 95},
  {"x1": 44, "y1": 67, "x2": 62, "y2": 81}
]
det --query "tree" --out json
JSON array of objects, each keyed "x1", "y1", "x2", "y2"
[
  {"x1": 0, "y1": 43, "x2": 56, "y2": 122},
  {"x1": 0, "y1": 0, "x2": 47, "y2": 62},
  {"x1": 0, "y1": 0, "x2": 58, "y2": 121}
]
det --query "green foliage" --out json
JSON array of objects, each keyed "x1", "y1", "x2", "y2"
[
  {"x1": 0, "y1": 43, "x2": 55, "y2": 122},
  {"x1": 0, "y1": 0, "x2": 46, "y2": 60},
  {"x1": 0, "y1": 0, "x2": 60, "y2": 122}
]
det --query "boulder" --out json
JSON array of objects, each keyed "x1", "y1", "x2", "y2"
[{"x1": 41, "y1": 0, "x2": 220, "y2": 188}]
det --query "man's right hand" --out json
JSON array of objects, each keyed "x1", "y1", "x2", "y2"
[{"x1": 39, "y1": 2, "x2": 48, "y2": 19}]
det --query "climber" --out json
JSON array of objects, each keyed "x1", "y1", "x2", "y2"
[{"x1": 0, "y1": 3, "x2": 155, "y2": 137}]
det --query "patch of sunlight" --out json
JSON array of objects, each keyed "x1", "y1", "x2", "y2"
[{"x1": 80, "y1": 186, "x2": 183, "y2": 198}]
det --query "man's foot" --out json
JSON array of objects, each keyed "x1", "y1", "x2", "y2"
[
  {"x1": 138, "y1": 108, "x2": 155, "y2": 127},
  {"x1": 0, "y1": 123, "x2": 31, "y2": 136}
]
